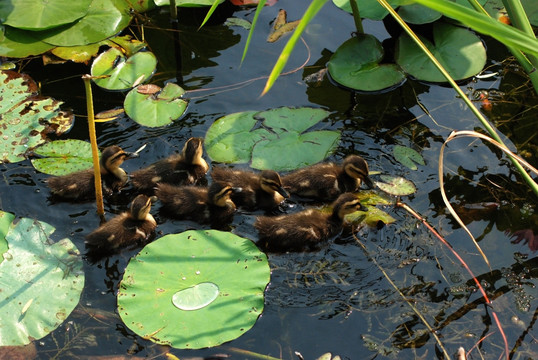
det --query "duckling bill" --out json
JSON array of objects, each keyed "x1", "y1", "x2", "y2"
[
  {"x1": 282, "y1": 155, "x2": 373, "y2": 201},
  {"x1": 211, "y1": 167, "x2": 289, "y2": 211},
  {"x1": 85, "y1": 194, "x2": 157, "y2": 260},
  {"x1": 155, "y1": 181, "x2": 237, "y2": 229},
  {"x1": 131, "y1": 137, "x2": 209, "y2": 193},
  {"x1": 254, "y1": 193, "x2": 365, "y2": 252},
  {"x1": 48, "y1": 145, "x2": 137, "y2": 201}
]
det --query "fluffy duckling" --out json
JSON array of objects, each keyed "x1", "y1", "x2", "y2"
[
  {"x1": 254, "y1": 193, "x2": 365, "y2": 252},
  {"x1": 211, "y1": 167, "x2": 289, "y2": 211},
  {"x1": 85, "y1": 194, "x2": 157, "y2": 260},
  {"x1": 155, "y1": 181, "x2": 236, "y2": 229},
  {"x1": 48, "y1": 145, "x2": 136, "y2": 201},
  {"x1": 282, "y1": 155, "x2": 373, "y2": 201},
  {"x1": 131, "y1": 137, "x2": 209, "y2": 192}
]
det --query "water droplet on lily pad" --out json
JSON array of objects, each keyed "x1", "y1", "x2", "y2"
[{"x1": 172, "y1": 282, "x2": 219, "y2": 311}]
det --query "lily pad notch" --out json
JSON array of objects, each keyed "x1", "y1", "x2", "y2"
[{"x1": 118, "y1": 230, "x2": 270, "y2": 349}]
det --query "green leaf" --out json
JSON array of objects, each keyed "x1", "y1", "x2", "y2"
[
  {"x1": 154, "y1": 0, "x2": 225, "y2": 7},
  {"x1": 51, "y1": 42, "x2": 104, "y2": 63},
  {"x1": 356, "y1": 190, "x2": 393, "y2": 206},
  {"x1": 124, "y1": 83, "x2": 188, "y2": 127},
  {"x1": 205, "y1": 107, "x2": 340, "y2": 171},
  {"x1": 0, "y1": 211, "x2": 15, "y2": 263},
  {"x1": 0, "y1": 215, "x2": 84, "y2": 346},
  {"x1": 328, "y1": 35, "x2": 406, "y2": 91},
  {"x1": 375, "y1": 175, "x2": 416, "y2": 196},
  {"x1": 91, "y1": 47, "x2": 157, "y2": 90},
  {"x1": 31, "y1": 140, "x2": 97, "y2": 176},
  {"x1": 0, "y1": 26, "x2": 54, "y2": 58},
  {"x1": 398, "y1": 3, "x2": 441, "y2": 24},
  {"x1": 393, "y1": 145, "x2": 425, "y2": 170},
  {"x1": 0, "y1": 71, "x2": 74, "y2": 164},
  {"x1": 522, "y1": 0, "x2": 538, "y2": 26},
  {"x1": 332, "y1": 0, "x2": 400, "y2": 20},
  {"x1": 35, "y1": 0, "x2": 132, "y2": 47},
  {"x1": 347, "y1": 206, "x2": 396, "y2": 227},
  {"x1": 396, "y1": 22, "x2": 486, "y2": 82},
  {"x1": 225, "y1": 17, "x2": 252, "y2": 30},
  {"x1": 117, "y1": 230, "x2": 270, "y2": 349},
  {"x1": 0, "y1": 0, "x2": 92, "y2": 31}
]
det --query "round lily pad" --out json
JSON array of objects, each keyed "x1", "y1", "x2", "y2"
[
  {"x1": 0, "y1": 26, "x2": 55, "y2": 58},
  {"x1": 398, "y1": 4, "x2": 441, "y2": 24},
  {"x1": 205, "y1": 107, "x2": 340, "y2": 171},
  {"x1": 328, "y1": 35, "x2": 406, "y2": 92},
  {"x1": 117, "y1": 230, "x2": 270, "y2": 349},
  {"x1": 124, "y1": 83, "x2": 188, "y2": 127},
  {"x1": 393, "y1": 145, "x2": 425, "y2": 171},
  {"x1": 91, "y1": 47, "x2": 157, "y2": 90},
  {"x1": 332, "y1": 0, "x2": 395, "y2": 21},
  {"x1": 0, "y1": 0, "x2": 92, "y2": 31},
  {"x1": 0, "y1": 211, "x2": 84, "y2": 346},
  {"x1": 375, "y1": 175, "x2": 416, "y2": 196},
  {"x1": 396, "y1": 22, "x2": 487, "y2": 82},
  {"x1": 31, "y1": 140, "x2": 98, "y2": 176}
]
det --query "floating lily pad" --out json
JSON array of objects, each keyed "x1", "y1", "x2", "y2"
[
  {"x1": 396, "y1": 22, "x2": 487, "y2": 82},
  {"x1": 51, "y1": 42, "x2": 104, "y2": 63},
  {"x1": 0, "y1": 0, "x2": 92, "y2": 31},
  {"x1": 31, "y1": 140, "x2": 97, "y2": 176},
  {"x1": 0, "y1": 211, "x2": 84, "y2": 346},
  {"x1": 118, "y1": 230, "x2": 269, "y2": 349},
  {"x1": 522, "y1": 0, "x2": 538, "y2": 26},
  {"x1": 356, "y1": 190, "x2": 393, "y2": 206},
  {"x1": 393, "y1": 145, "x2": 425, "y2": 170},
  {"x1": 91, "y1": 47, "x2": 157, "y2": 90},
  {"x1": 35, "y1": 0, "x2": 132, "y2": 47},
  {"x1": 347, "y1": 206, "x2": 396, "y2": 227},
  {"x1": 124, "y1": 83, "x2": 188, "y2": 127},
  {"x1": 0, "y1": 26, "x2": 54, "y2": 58},
  {"x1": 375, "y1": 175, "x2": 416, "y2": 196},
  {"x1": 398, "y1": 3, "x2": 441, "y2": 24},
  {"x1": 332, "y1": 0, "x2": 399, "y2": 20},
  {"x1": 155, "y1": 0, "x2": 225, "y2": 7},
  {"x1": 328, "y1": 35, "x2": 406, "y2": 92},
  {"x1": 205, "y1": 107, "x2": 340, "y2": 171},
  {"x1": 0, "y1": 211, "x2": 15, "y2": 263},
  {"x1": 0, "y1": 71, "x2": 74, "y2": 163}
]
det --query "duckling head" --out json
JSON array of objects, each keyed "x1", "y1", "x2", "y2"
[
  {"x1": 100, "y1": 145, "x2": 138, "y2": 181},
  {"x1": 332, "y1": 193, "x2": 366, "y2": 220},
  {"x1": 182, "y1": 137, "x2": 208, "y2": 170},
  {"x1": 259, "y1": 170, "x2": 290, "y2": 199},
  {"x1": 130, "y1": 194, "x2": 155, "y2": 221},
  {"x1": 209, "y1": 182, "x2": 236, "y2": 209},
  {"x1": 343, "y1": 155, "x2": 374, "y2": 189}
]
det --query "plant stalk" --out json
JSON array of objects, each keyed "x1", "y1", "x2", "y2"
[
  {"x1": 169, "y1": 0, "x2": 177, "y2": 20},
  {"x1": 349, "y1": 0, "x2": 364, "y2": 34},
  {"x1": 82, "y1": 75, "x2": 104, "y2": 216}
]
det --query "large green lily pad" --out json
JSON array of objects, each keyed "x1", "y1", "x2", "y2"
[
  {"x1": 0, "y1": 0, "x2": 92, "y2": 31},
  {"x1": 0, "y1": 211, "x2": 84, "y2": 346},
  {"x1": 36, "y1": 0, "x2": 132, "y2": 47},
  {"x1": 118, "y1": 230, "x2": 269, "y2": 349},
  {"x1": 124, "y1": 83, "x2": 188, "y2": 127},
  {"x1": 396, "y1": 22, "x2": 487, "y2": 82},
  {"x1": 398, "y1": 3, "x2": 441, "y2": 24},
  {"x1": 332, "y1": 0, "x2": 402, "y2": 21},
  {"x1": 91, "y1": 47, "x2": 157, "y2": 90},
  {"x1": 205, "y1": 107, "x2": 340, "y2": 171},
  {"x1": 155, "y1": 0, "x2": 225, "y2": 7},
  {"x1": 0, "y1": 71, "x2": 74, "y2": 163},
  {"x1": 0, "y1": 26, "x2": 55, "y2": 58},
  {"x1": 31, "y1": 140, "x2": 97, "y2": 176},
  {"x1": 328, "y1": 35, "x2": 406, "y2": 92}
]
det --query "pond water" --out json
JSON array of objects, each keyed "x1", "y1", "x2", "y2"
[{"x1": 1, "y1": 1, "x2": 537, "y2": 359}]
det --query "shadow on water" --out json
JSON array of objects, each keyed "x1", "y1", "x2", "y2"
[{"x1": 1, "y1": 0, "x2": 537, "y2": 359}]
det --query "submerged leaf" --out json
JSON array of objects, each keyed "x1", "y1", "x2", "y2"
[
  {"x1": 393, "y1": 145, "x2": 425, "y2": 170},
  {"x1": 31, "y1": 140, "x2": 97, "y2": 176},
  {"x1": 118, "y1": 230, "x2": 270, "y2": 349},
  {"x1": 375, "y1": 175, "x2": 416, "y2": 196}
]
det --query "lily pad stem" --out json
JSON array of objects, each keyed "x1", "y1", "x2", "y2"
[
  {"x1": 169, "y1": 0, "x2": 177, "y2": 20},
  {"x1": 82, "y1": 75, "x2": 104, "y2": 216},
  {"x1": 349, "y1": 0, "x2": 364, "y2": 34}
]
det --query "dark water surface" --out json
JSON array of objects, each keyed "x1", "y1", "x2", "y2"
[{"x1": 1, "y1": 1, "x2": 537, "y2": 359}]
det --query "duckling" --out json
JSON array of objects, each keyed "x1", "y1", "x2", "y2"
[
  {"x1": 131, "y1": 137, "x2": 209, "y2": 192},
  {"x1": 155, "y1": 181, "x2": 236, "y2": 229},
  {"x1": 211, "y1": 167, "x2": 289, "y2": 211},
  {"x1": 254, "y1": 192, "x2": 365, "y2": 252},
  {"x1": 282, "y1": 155, "x2": 373, "y2": 201},
  {"x1": 85, "y1": 194, "x2": 157, "y2": 260},
  {"x1": 48, "y1": 145, "x2": 136, "y2": 201}
]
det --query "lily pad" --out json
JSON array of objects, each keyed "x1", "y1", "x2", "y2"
[
  {"x1": 398, "y1": 3, "x2": 441, "y2": 24},
  {"x1": 51, "y1": 42, "x2": 104, "y2": 63},
  {"x1": 118, "y1": 230, "x2": 270, "y2": 349},
  {"x1": 396, "y1": 22, "x2": 487, "y2": 82},
  {"x1": 347, "y1": 206, "x2": 396, "y2": 227},
  {"x1": 155, "y1": 0, "x2": 225, "y2": 7},
  {"x1": 36, "y1": 0, "x2": 131, "y2": 47},
  {"x1": 375, "y1": 175, "x2": 416, "y2": 196},
  {"x1": 124, "y1": 83, "x2": 188, "y2": 127},
  {"x1": 0, "y1": 0, "x2": 92, "y2": 31},
  {"x1": 0, "y1": 211, "x2": 84, "y2": 346},
  {"x1": 393, "y1": 145, "x2": 425, "y2": 170},
  {"x1": 0, "y1": 26, "x2": 54, "y2": 58},
  {"x1": 522, "y1": 0, "x2": 538, "y2": 26},
  {"x1": 91, "y1": 47, "x2": 157, "y2": 90},
  {"x1": 31, "y1": 140, "x2": 98, "y2": 176},
  {"x1": 332, "y1": 0, "x2": 401, "y2": 21},
  {"x1": 205, "y1": 107, "x2": 340, "y2": 171},
  {"x1": 0, "y1": 211, "x2": 15, "y2": 263},
  {"x1": 328, "y1": 35, "x2": 406, "y2": 92},
  {"x1": 0, "y1": 70, "x2": 74, "y2": 163}
]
